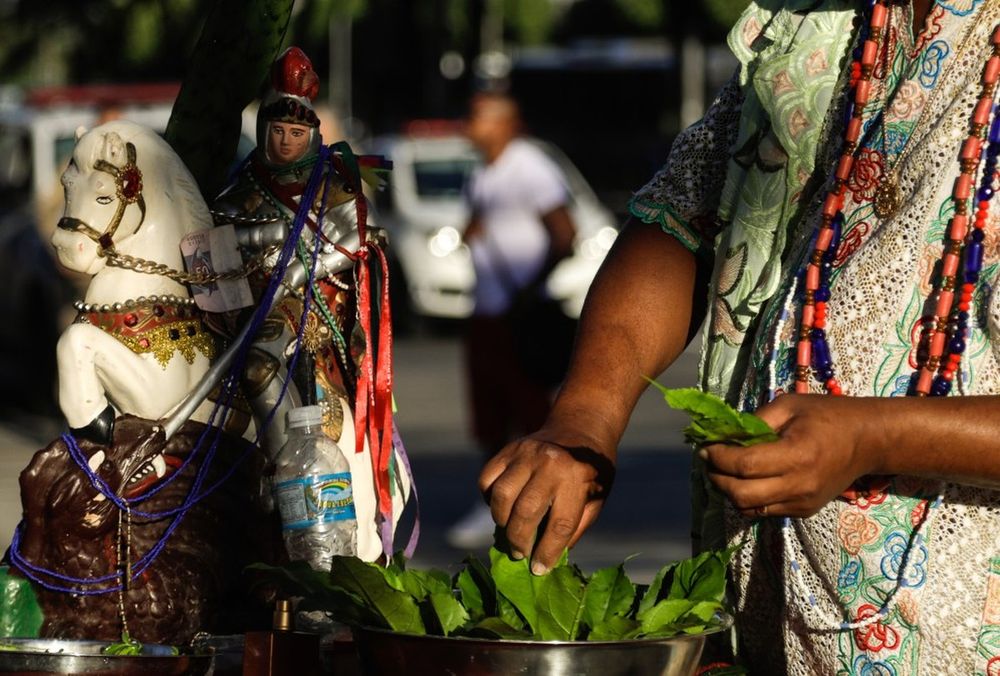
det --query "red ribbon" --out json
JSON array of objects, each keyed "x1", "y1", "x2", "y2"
[{"x1": 330, "y1": 154, "x2": 396, "y2": 532}]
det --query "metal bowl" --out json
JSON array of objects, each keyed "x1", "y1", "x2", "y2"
[
  {"x1": 0, "y1": 637, "x2": 212, "y2": 675},
  {"x1": 353, "y1": 614, "x2": 733, "y2": 676}
]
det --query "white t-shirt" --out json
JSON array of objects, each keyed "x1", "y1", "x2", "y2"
[{"x1": 467, "y1": 139, "x2": 569, "y2": 316}]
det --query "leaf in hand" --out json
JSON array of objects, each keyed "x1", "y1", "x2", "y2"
[{"x1": 647, "y1": 384, "x2": 779, "y2": 446}]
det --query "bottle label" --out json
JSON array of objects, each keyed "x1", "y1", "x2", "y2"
[{"x1": 274, "y1": 472, "x2": 356, "y2": 530}]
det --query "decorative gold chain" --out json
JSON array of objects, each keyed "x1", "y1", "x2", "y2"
[{"x1": 103, "y1": 243, "x2": 281, "y2": 286}]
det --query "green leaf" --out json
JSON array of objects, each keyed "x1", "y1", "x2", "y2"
[
  {"x1": 535, "y1": 565, "x2": 587, "y2": 640},
  {"x1": 327, "y1": 556, "x2": 426, "y2": 635},
  {"x1": 467, "y1": 617, "x2": 531, "y2": 640},
  {"x1": 489, "y1": 548, "x2": 546, "y2": 633},
  {"x1": 463, "y1": 555, "x2": 496, "y2": 613},
  {"x1": 102, "y1": 631, "x2": 143, "y2": 656},
  {"x1": 668, "y1": 547, "x2": 739, "y2": 605},
  {"x1": 0, "y1": 566, "x2": 42, "y2": 637},
  {"x1": 587, "y1": 615, "x2": 643, "y2": 641},
  {"x1": 497, "y1": 595, "x2": 527, "y2": 631},
  {"x1": 428, "y1": 591, "x2": 470, "y2": 636},
  {"x1": 667, "y1": 551, "x2": 723, "y2": 603},
  {"x1": 637, "y1": 561, "x2": 676, "y2": 619},
  {"x1": 581, "y1": 563, "x2": 636, "y2": 631},
  {"x1": 456, "y1": 568, "x2": 485, "y2": 622},
  {"x1": 648, "y1": 383, "x2": 779, "y2": 446},
  {"x1": 640, "y1": 599, "x2": 696, "y2": 634}
]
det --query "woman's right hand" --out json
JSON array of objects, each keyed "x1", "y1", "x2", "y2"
[{"x1": 478, "y1": 420, "x2": 617, "y2": 575}]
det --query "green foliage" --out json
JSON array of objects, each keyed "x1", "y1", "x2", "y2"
[
  {"x1": 0, "y1": 567, "x2": 43, "y2": 638},
  {"x1": 612, "y1": 0, "x2": 665, "y2": 27},
  {"x1": 251, "y1": 546, "x2": 732, "y2": 642},
  {"x1": 703, "y1": 0, "x2": 752, "y2": 30},
  {"x1": 504, "y1": 0, "x2": 556, "y2": 45},
  {"x1": 124, "y1": 1, "x2": 164, "y2": 65},
  {"x1": 102, "y1": 631, "x2": 143, "y2": 656},
  {"x1": 647, "y1": 383, "x2": 779, "y2": 447}
]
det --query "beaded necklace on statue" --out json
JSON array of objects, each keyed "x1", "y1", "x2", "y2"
[{"x1": 778, "y1": 0, "x2": 1000, "y2": 631}]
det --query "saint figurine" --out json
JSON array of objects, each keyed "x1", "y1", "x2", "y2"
[{"x1": 212, "y1": 47, "x2": 408, "y2": 563}]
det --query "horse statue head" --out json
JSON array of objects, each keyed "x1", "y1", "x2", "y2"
[{"x1": 52, "y1": 120, "x2": 210, "y2": 283}]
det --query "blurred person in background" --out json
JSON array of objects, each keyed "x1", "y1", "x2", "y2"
[{"x1": 446, "y1": 93, "x2": 577, "y2": 549}]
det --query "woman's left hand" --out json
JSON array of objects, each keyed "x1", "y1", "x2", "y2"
[{"x1": 702, "y1": 393, "x2": 886, "y2": 518}]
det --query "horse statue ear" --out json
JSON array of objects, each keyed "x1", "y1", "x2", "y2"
[
  {"x1": 99, "y1": 132, "x2": 127, "y2": 169},
  {"x1": 75, "y1": 126, "x2": 88, "y2": 142}
]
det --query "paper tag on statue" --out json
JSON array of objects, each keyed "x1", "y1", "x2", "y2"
[{"x1": 179, "y1": 225, "x2": 254, "y2": 312}]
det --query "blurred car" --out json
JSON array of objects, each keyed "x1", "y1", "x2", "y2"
[{"x1": 371, "y1": 125, "x2": 619, "y2": 322}]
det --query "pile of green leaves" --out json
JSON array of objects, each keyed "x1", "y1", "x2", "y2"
[
  {"x1": 647, "y1": 383, "x2": 778, "y2": 447},
  {"x1": 251, "y1": 545, "x2": 735, "y2": 642}
]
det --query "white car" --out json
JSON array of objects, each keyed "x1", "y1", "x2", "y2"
[{"x1": 371, "y1": 131, "x2": 619, "y2": 321}]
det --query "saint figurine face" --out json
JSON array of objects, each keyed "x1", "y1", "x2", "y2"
[{"x1": 267, "y1": 121, "x2": 312, "y2": 164}]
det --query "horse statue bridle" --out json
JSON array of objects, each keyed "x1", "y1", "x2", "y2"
[{"x1": 57, "y1": 141, "x2": 146, "y2": 257}]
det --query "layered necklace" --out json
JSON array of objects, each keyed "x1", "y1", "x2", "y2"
[
  {"x1": 794, "y1": 0, "x2": 1000, "y2": 399},
  {"x1": 782, "y1": 0, "x2": 1000, "y2": 631}
]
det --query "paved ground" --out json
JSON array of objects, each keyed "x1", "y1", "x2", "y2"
[{"x1": 0, "y1": 335, "x2": 702, "y2": 584}]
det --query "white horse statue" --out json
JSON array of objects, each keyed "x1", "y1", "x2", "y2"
[{"x1": 51, "y1": 120, "x2": 215, "y2": 442}]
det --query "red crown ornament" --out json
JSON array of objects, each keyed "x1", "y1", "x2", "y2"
[{"x1": 271, "y1": 47, "x2": 320, "y2": 101}]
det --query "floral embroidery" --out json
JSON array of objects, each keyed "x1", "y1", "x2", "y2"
[
  {"x1": 839, "y1": 560, "x2": 861, "y2": 589},
  {"x1": 847, "y1": 149, "x2": 885, "y2": 201},
  {"x1": 988, "y1": 655, "x2": 1000, "y2": 676},
  {"x1": 909, "y1": 500, "x2": 929, "y2": 527},
  {"x1": 919, "y1": 40, "x2": 950, "y2": 88},
  {"x1": 889, "y1": 374, "x2": 911, "y2": 396},
  {"x1": 880, "y1": 532, "x2": 928, "y2": 588},
  {"x1": 938, "y1": 0, "x2": 985, "y2": 17},
  {"x1": 838, "y1": 510, "x2": 881, "y2": 555},
  {"x1": 843, "y1": 476, "x2": 892, "y2": 506},
  {"x1": 889, "y1": 81, "x2": 926, "y2": 119},
  {"x1": 852, "y1": 654, "x2": 897, "y2": 676},
  {"x1": 834, "y1": 221, "x2": 872, "y2": 268},
  {"x1": 854, "y1": 604, "x2": 902, "y2": 652}
]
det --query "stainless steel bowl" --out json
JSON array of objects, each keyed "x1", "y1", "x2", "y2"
[
  {"x1": 0, "y1": 637, "x2": 212, "y2": 675},
  {"x1": 353, "y1": 614, "x2": 733, "y2": 676}
]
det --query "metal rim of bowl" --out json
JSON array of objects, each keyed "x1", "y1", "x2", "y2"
[{"x1": 0, "y1": 638, "x2": 193, "y2": 658}]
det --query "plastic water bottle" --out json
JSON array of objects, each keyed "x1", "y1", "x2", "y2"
[{"x1": 272, "y1": 405, "x2": 357, "y2": 570}]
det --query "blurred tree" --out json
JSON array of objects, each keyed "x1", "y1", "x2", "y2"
[{"x1": 0, "y1": 0, "x2": 752, "y2": 88}]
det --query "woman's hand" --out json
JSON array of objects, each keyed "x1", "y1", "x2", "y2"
[
  {"x1": 702, "y1": 394, "x2": 886, "y2": 518},
  {"x1": 479, "y1": 422, "x2": 616, "y2": 575}
]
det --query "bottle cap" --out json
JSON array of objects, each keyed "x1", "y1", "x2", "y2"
[
  {"x1": 273, "y1": 598, "x2": 293, "y2": 631},
  {"x1": 286, "y1": 405, "x2": 324, "y2": 429}
]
